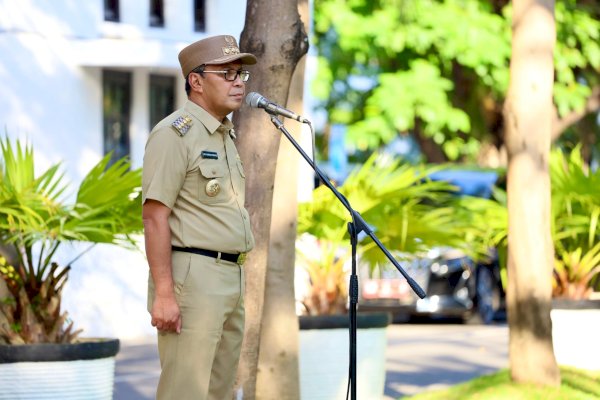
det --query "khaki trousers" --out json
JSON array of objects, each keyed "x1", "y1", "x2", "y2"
[{"x1": 148, "y1": 251, "x2": 245, "y2": 400}]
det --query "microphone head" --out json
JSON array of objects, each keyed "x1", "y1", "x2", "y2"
[{"x1": 245, "y1": 92, "x2": 263, "y2": 108}]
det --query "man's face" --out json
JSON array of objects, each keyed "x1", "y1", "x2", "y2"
[{"x1": 193, "y1": 62, "x2": 248, "y2": 119}]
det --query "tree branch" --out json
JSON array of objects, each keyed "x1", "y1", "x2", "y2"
[{"x1": 552, "y1": 85, "x2": 600, "y2": 141}]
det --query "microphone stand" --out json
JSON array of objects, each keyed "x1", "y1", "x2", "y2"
[{"x1": 268, "y1": 115, "x2": 426, "y2": 400}]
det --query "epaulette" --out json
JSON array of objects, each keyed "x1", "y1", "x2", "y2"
[{"x1": 171, "y1": 115, "x2": 193, "y2": 136}]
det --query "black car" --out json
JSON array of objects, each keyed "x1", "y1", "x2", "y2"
[{"x1": 359, "y1": 248, "x2": 505, "y2": 324}]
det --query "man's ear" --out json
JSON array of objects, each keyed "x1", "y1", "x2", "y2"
[{"x1": 188, "y1": 73, "x2": 203, "y2": 93}]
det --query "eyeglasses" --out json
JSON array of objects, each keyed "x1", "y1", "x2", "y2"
[{"x1": 201, "y1": 69, "x2": 251, "y2": 82}]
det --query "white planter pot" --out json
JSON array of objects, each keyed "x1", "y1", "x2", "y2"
[
  {"x1": 299, "y1": 313, "x2": 390, "y2": 400},
  {"x1": 0, "y1": 338, "x2": 119, "y2": 400},
  {"x1": 551, "y1": 300, "x2": 600, "y2": 371}
]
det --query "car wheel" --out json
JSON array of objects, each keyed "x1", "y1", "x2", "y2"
[{"x1": 476, "y1": 266, "x2": 501, "y2": 324}]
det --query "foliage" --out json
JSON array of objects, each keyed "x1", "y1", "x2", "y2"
[
  {"x1": 313, "y1": 0, "x2": 600, "y2": 162},
  {"x1": 404, "y1": 366, "x2": 600, "y2": 399},
  {"x1": 296, "y1": 234, "x2": 349, "y2": 315},
  {"x1": 550, "y1": 145, "x2": 600, "y2": 299},
  {"x1": 296, "y1": 154, "x2": 495, "y2": 314},
  {"x1": 0, "y1": 137, "x2": 142, "y2": 344},
  {"x1": 450, "y1": 187, "x2": 509, "y2": 283},
  {"x1": 297, "y1": 145, "x2": 600, "y2": 315},
  {"x1": 554, "y1": 1, "x2": 600, "y2": 118},
  {"x1": 298, "y1": 154, "x2": 474, "y2": 265},
  {"x1": 454, "y1": 146, "x2": 600, "y2": 299}
]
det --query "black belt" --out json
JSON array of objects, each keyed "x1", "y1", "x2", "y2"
[{"x1": 171, "y1": 246, "x2": 246, "y2": 265}]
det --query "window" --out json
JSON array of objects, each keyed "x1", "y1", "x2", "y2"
[
  {"x1": 104, "y1": 0, "x2": 120, "y2": 22},
  {"x1": 194, "y1": 0, "x2": 206, "y2": 32},
  {"x1": 149, "y1": 74, "x2": 176, "y2": 128},
  {"x1": 150, "y1": 0, "x2": 164, "y2": 27},
  {"x1": 103, "y1": 70, "x2": 132, "y2": 165}
]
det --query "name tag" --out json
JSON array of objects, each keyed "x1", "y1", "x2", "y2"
[{"x1": 201, "y1": 151, "x2": 218, "y2": 160}]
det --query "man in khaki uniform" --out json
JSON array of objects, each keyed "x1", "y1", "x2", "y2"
[{"x1": 142, "y1": 35, "x2": 257, "y2": 400}]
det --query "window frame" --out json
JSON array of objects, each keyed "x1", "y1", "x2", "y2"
[
  {"x1": 104, "y1": 0, "x2": 120, "y2": 22},
  {"x1": 149, "y1": 74, "x2": 176, "y2": 129},
  {"x1": 149, "y1": 0, "x2": 165, "y2": 27},
  {"x1": 102, "y1": 69, "x2": 132, "y2": 166},
  {"x1": 194, "y1": 0, "x2": 206, "y2": 32}
]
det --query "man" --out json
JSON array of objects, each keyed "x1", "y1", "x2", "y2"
[{"x1": 142, "y1": 35, "x2": 257, "y2": 400}]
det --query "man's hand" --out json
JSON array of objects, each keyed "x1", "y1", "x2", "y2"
[{"x1": 151, "y1": 294, "x2": 182, "y2": 333}]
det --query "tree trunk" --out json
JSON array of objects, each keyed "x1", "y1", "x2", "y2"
[
  {"x1": 255, "y1": 60, "x2": 305, "y2": 400},
  {"x1": 412, "y1": 119, "x2": 448, "y2": 163},
  {"x1": 504, "y1": 0, "x2": 560, "y2": 386},
  {"x1": 233, "y1": 1, "x2": 308, "y2": 398},
  {"x1": 254, "y1": 2, "x2": 309, "y2": 399}
]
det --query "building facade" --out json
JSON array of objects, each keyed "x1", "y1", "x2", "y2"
[{"x1": 0, "y1": 0, "x2": 247, "y2": 339}]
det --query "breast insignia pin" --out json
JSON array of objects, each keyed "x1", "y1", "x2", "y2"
[{"x1": 206, "y1": 179, "x2": 220, "y2": 197}]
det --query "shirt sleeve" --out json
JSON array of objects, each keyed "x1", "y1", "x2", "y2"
[{"x1": 142, "y1": 127, "x2": 187, "y2": 208}]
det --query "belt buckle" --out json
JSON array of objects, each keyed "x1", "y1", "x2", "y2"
[{"x1": 237, "y1": 252, "x2": 247, "y2": 265}]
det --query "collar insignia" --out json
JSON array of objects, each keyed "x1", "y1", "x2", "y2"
[{"x1": 172, "y1": 115, "x2": 193, "y2": 136}]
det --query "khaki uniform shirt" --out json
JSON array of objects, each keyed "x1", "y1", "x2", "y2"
[{"x1": 142, "y1": 100, "x2": 254, "y2": 254}]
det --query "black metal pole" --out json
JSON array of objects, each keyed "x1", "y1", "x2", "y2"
[{"x1": 348, "y1": 221, "x2": 359, "y2": 399}]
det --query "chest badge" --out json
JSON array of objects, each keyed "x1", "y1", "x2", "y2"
[{"x1": 206, "y1": 179, "x2": 221, "y2": 197}]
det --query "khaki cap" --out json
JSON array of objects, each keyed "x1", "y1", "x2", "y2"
[{"x1": 178, "y1": 35, "x2": 258, "y2": 77}]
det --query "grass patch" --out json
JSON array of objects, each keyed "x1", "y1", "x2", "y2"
[{"x1": 404, "y1": 367, "x2": 600, "y2": 399}]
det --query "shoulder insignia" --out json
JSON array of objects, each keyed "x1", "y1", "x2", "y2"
[
  {"x1": 229, "y1": 129, "x2": 237, "y2": 140},
  {"x1": 171, "y1": 115, "x2": 193, "y2": 136}
]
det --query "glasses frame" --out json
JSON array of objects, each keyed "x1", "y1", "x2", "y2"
[{"x1": 201, "y1": 69, "x2": 250, "y2": 82}]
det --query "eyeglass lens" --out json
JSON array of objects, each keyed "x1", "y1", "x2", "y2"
[{"x1": 224, "y1": 69, "x2": 250, "y2": 82}]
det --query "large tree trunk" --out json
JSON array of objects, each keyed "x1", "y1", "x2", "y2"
[
  {"x1": 254, "y1": 2, "x2": 309, "y2": 399},
  {"x1": 255, "y1": 59, "x2": 305, "y2": 400},
  {"x1": 233, "y1": 1, "x2": 308, "y2": 398},
  {"x1": 504, "y1": 0, "x2": 560, "y2": 386}
]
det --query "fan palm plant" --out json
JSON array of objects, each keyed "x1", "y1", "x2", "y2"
[
  {"x1": 550, "y1": 145, "x2": 600, "y2": 299},
  {"x1": 296, "y1": 233, "x2": 349, "y2": 315},
  {"x1": 296, "y1": 154, "x2": 479, "y2": 314},
  {"x1": 451, "y1": 186, "x2": 508, "y2": 281},
  {"x1": 0, "y1": 137, "x2": 142, "y2": 344},
  {"x1": 453, "y1": 146, "x2": 600, "y2": 300}
]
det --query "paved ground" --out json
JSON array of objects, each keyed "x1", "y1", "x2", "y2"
[
  {"x1": 383, "y1": 322, "x2": 508, "y2": 399},
  {"x1": 114, "y1": 322, "x2": 508, "y2": 399}
]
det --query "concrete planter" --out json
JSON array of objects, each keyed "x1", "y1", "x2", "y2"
[
  {"x1": 551, "y1": 299, "x2": 600, "y2": 371},
  {"x1": 0, "y1": 338, "x2": 120, "y2": 399},
  {"x1": 299, "y1": 312, "x2": 391, "y2": 400}
]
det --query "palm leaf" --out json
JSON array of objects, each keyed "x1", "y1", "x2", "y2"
[{"x1": 0, "y1": 137, "x2": 144, "y2": 343}]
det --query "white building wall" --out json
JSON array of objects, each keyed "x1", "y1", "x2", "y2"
[{"x1": 0, "y1": 0, "x2": 247, "y2": 340}]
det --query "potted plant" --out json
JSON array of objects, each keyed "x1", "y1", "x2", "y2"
[
  {"x1": 295, "y1": 154, "x2": 473, "y2": 400},
  {"x1": 0, "y1": 137, "x2": 143, "y2": 399},
  {"x1": 548, "y1": 145, "x2": 600, "y2": 371}
]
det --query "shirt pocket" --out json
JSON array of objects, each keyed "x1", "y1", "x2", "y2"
[{"x1": 198, "y1": 161, "x2": 230, "y2": 204}]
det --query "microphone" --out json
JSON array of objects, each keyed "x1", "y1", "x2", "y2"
[{"x1": 245, "y1": 92, "x2": 309, "y2": 123}]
